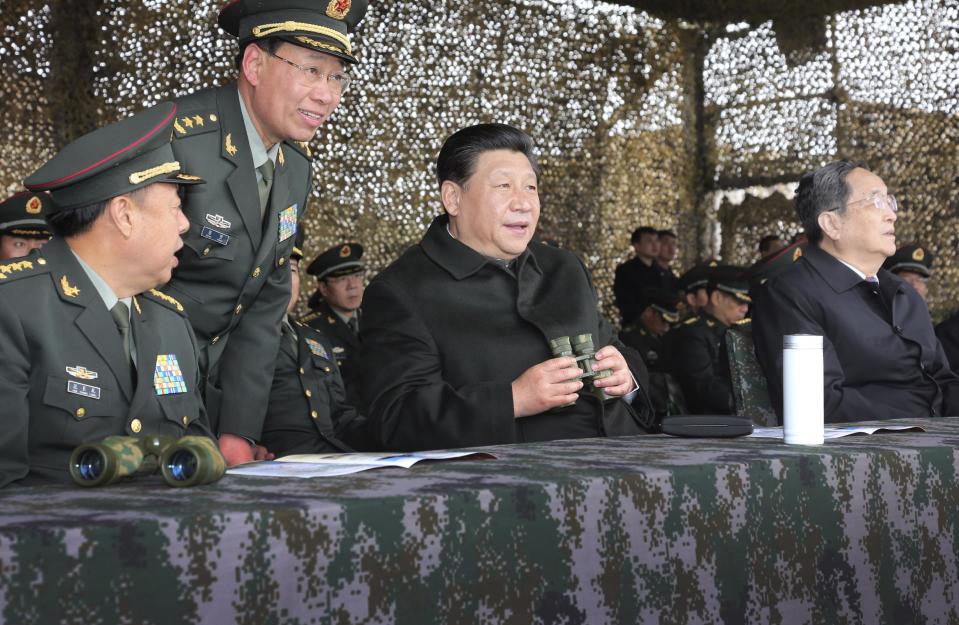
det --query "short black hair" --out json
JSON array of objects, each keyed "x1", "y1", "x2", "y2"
[
  {"x1": 45, "y1": 187, "x2": 152, "y2": 238},
  {"x1": 235, "y1": 37, "x2": 284, "y2": 70},
  {"x1": 435, "y1": 123, "x2": 540, "y2": 192},
  {"x1": 657, "y1": 229, "x2": 677, "y2": 239},
  {"x1": 631, "y1": 226, "x2": 658, "y2": 244},
  {"x1": 795, "y1": 160, "x2": 868, "y2": 246},
  {"x1": 758, "y1": 234, "x2": 783, "y2": 254}
]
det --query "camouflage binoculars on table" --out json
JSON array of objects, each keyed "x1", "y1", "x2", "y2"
[
  {"x1": 69, "y1": 435, "x2": 226, "y2": 488},
  {"x1": 549, "y1": 333, "x2": 615, "y2": 403}
]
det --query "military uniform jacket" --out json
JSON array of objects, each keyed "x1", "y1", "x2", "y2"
[
  {"x1": 753, "y1": 245, "x2": 959, "y2": 422},
  {"x1": 163, "y1": 84, "x2": 312, "y2": 440},
  {"x1": 261, "y1": 318, "x2": 368, "y2": 456},
  {"x1": 613, "y1": 257, "x2": 672, "y2": 326},
  {"x1": 300, "y1": 300, "x2": 361, "y2": 401},
  {"x1": 0, "y1": 238, "x2": 212, "y2": 487},
  {"x1": 620, "y1": 326, "x2": 685, "y2": 420},
  {"x1": 667, "y1": 311, "x2": 735, "y2": 414},
  {"x1": 359, "y1": 214, "x2": 652, "y2": 452}
]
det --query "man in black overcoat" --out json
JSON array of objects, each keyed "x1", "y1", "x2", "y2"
[{"x1": 752, "y1": 160, "x2": 959, "y2": 422}]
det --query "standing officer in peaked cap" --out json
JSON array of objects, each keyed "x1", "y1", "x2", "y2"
[
  {"x1": 667, "y1": 265, "x2": 750, "y2": 415},
  {"x1": 157, "y1": 0, "x2": 369, "y2": 465},
  {"x1": 301, "y1": 242, "x2": 365, "y2": 400},
  {"x1": 0, "y1": 102, "x2": 214, "y2": 487},
  {"x1": 0, "y1": 191, "x2": 53, "y2": 260}
]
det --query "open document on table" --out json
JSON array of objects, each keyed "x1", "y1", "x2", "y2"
[
  {"x1": 227, "y1": 450, "x2": 496, "y2": 478},
  {"x1": 748, "y1": 424, "x2": 926, "y2": 439}
]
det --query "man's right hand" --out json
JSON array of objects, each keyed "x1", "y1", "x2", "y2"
[
  {"x1": 218, "y1": 432, "x2": 255, "y2": 467},
  {"x1": 511, "y1": 356, "x2": 583, "y2": 418}
]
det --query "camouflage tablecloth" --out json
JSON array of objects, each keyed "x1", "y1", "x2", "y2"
[{"x1": 2, "y1": 418, "x2": 958, "y2": 625}]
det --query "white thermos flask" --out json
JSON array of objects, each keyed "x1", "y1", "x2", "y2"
[{"x1": 782, "y1": 334, "x2": 824, "y2": 445}]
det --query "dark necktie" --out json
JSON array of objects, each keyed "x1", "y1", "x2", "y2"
[
  {"x1": 110, "y1": 301, "x2": 135, "y2": 378},
  {"x1": 257, "y1": 159, "x2": 274, "y2": 218},
  {"x1": 347, "y1": 316, "x2": 359, "y2": 336}
]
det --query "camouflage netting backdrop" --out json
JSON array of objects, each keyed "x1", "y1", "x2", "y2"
[{"x1": 1, "y1": 0, "x2": 957, "y2": 320}]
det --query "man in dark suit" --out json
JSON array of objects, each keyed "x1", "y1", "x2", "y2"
[
  {"x1": 0, "y1": 192, "x2": 52, "y2": 260},
  {"x1": 613, "y1": 226, "x2": 671, "y2": 326},
  {"x1": 668, "y1": 266, "x2": 750, "y2": 415},
  {"x1": 753, "y1": 160, "x2": 959, "y2": 422},
  {"x1": 157, "y1": 0, "x2": 368, "y2": 466},
  {"x1": 301, "y1": 242, "x2": 364, "y2": 399},
  {"x1": 0, "y1": 102, "x2": 213, "y2": 487},
  {"x1": 261, "y1": 233, "x2": 368, "y2": 456},
  {"x1": 359, "y1": 124, "x2": 652, "y2": 452}
]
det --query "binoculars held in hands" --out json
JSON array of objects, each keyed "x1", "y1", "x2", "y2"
[
  {"x1": 549, "y1": 333, "x2": 614, "y2": 403},
  {"x1": 69, "y1": 435, "x2": 226, "y2": 487}
]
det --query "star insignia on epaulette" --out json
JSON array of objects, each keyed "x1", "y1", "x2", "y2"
[
  {"x1": 182, "y1": 117, "x2": 194, "y2": 129},
  {"x1": 60, "y1": 275, "x2": 80, "y2": 298},
  {"x1": 193, "y1": 115, "x2": 204, "y2": 127},
  {"x1": 225, "y1": 133, "x2": 238, "y2": 156},
  {"x1": 683, "y1": 317, "x2": 698, "y2": 325},
  {"x1": 0, "y1": 259, "x2": 34, "y2": 280},
  {"x1": 327, "y1": 316, "x2": 336, "y2": 325}
]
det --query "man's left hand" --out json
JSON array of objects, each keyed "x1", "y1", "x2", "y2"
[{"x1": 591, "y1": 346, "x2": 636, "y2": 397}]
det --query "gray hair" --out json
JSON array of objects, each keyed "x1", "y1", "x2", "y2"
[{"x1": 795, "y1": 160, "x2": 868, "y2": 245}]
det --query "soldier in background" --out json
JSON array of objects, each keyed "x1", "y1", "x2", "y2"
[
  {"x1": 0, "y1": 192, "x2": 52, "y2": 260},
  {"x1": 301, "y1": 242, "x2": 365, "y2": 400},
  {"x1": 619, "y1": 287, "x2": 686, "y2": 423},
  {"x1": 667, "y1": 266, "x2": 750, "y2": 415},
  {"x1": 614, "y1": 226, "x2": 671, "y2": 326},
  {"x1": 262, "y1": 231, "x2": 370, "y2": 455},
  {"x1": 677, "y1": 260, "x2": 714, "y2": 320},
  {"x1": 882, "y1": 243, "x2": 932, "y2": 302},
  {"x1": 656, "y1": 229, "x2": 680, "y2": 292}
]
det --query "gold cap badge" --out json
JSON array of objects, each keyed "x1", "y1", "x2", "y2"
[
  {"x1": 327, "y1": 0, "x2": 351, "y2": 20},
  {"x1": 913, "y1": 248, "x2": 925, "y2": 261},
  {"x1": 25, "y1": 196, "x2": 42, "y2": 214},
  {"x1": 339, "y1": 245, "x2": 351, "y2": 258}
]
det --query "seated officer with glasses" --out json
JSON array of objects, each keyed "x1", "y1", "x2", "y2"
[
  {"x1": 156, "y1": 0, "x2": 368, "y2": 466},
  {"x1": 753, "y1": 160, "x2": 959, "y2": 423},
  {"x1": 301, "y1": 242, "x2": 366, "y2": 403}
]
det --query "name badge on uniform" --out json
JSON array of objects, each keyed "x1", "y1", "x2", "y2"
[
  {"x1": 278, "y1": 204, "x2": 298, "y2": 242},
  {"x1": 205, "y1": 214, "x2": 231, "y2": 229},
  {"x1": 67, "y1": 381, "x2": 101, "y2": 399},
  {"x1": 201, "y1": 226, "x2": 231, "y2": 246},
  {"x1": 154, "y1": 354, "x2": 187, "y2": 395},
  {"x1": 305, "y1": 338, "x2": 328, "y2": 359}
]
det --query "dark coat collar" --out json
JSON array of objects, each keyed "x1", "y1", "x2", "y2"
[
  {"x1": 802, "y1": 244, "x2": 902, "y2": 295},
  {"x1": 419, "y1": 214, "x2": 541, "y2": 281}
]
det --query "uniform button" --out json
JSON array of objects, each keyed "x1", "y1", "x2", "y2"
[
  {"x1": 304, "y1": 389, "x2": 312, "y2": 398},
  {"x1": 252, "y1": 267, "x2": 261, "y2": 278},
  {"x1": 131, "y1": 418, "x2": 142, "y2": 433},
  {"x1": 311, "y1": 410, "x2": 318, "y2": 419},
  {"x1": 76, "y1": 407, "x2": 85, "y2": 418},
  {"x1": 235, "y1": 304, "x2": 243, "y2": 315},
  {"x1": 202, "y1": 247, "x2": 211, "y2": 256},
  {"x1": 299, "y1": 367, "x2": 305, "y2": 375},
  {"x1": 182, "y1": 415, "x2": 189, "y2": 426},
  {"x1": 211, "y1": 336, "x2": 220, "y2": 344},
  {"x1": 37, "y1": 258, "x2": 46, "y2": 265},
  {"x1": 324, "y1": 367, "x2": 331, "y2": 373},
  {"x1": 894, "y1": 325, "x2": 903, "y2": 335},
  {"x1": 278, "y1": 257, "x2": 286, "y2": 266}
]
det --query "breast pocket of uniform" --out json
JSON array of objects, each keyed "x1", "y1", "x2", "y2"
[
  {"x1": 156, "y1": 392, "x2": 202, "y2": 432},
  {"x1": 182, "y1": 218, "x2": 237, "y2": 262},
  {"x1": 42, "y1": 375, "x2": 127, "y2": 442}
]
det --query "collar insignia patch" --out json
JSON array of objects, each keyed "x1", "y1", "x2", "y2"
[{"x1": 60, "y1": 275, "x2": 80, "y2": 298}]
